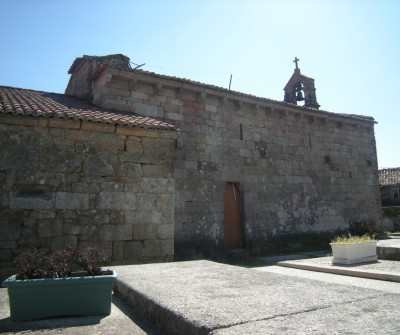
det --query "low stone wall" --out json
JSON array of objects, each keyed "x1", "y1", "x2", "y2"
[{"x1": 0, "y1": 114, "x2": 176, "y2": 279}]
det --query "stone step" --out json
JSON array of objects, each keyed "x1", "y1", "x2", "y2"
[{"x1": 377, "y1": 238, "x2": 400, "y2": 260}]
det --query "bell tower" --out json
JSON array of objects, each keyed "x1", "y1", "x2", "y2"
[{"x1": 283, "y1": 57, "x2": 320, "y2": 109}]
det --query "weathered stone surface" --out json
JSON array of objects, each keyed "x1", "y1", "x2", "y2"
[
  {"x1": 9, "y1": 192, "x2": 54, "y2": 209},
  {"x1": 126, "y1": 139, "x2": 143, "y2": 154},
  {"x1": 112, "y1": 240, "x2": 124, "y2": 261},
  {"x1": 55, "y1": 192, "x2": 89, "y2": 209},
  {"x1": 99, "y1": 224, "x2": 133, "y2": 241},
  {"x1": 39, "y1": 144, "x2": 83, "y2": 173},
  {"x1": 119, "y1": 162, "x2": 142, "y2": 177},
  {"x1": 136, "y1": 193, "x2": 173, "y2": 211},
  {"x1": 160, "y1": 239, "x2": 174, "y2": 256},
  {"x1": 133, "y1": 224, "x2": 157, "y2": 240},
  {"x1": 124, "y1": 241, "x2": 144, "y2": 259},
  {"x1": 50, "y1": 235, "x2": 78, "y2": 250},
  {"x1": 144, "y1": 240, "x2": 161, "y2": 258},
  {"x1": 158, "y1": 224, "x2": 174, "y2": 239},
  {"x1": 37, "y1": 220, "x2": 63, "y2": 237},
  {"x1": 82, "y1": 155, "x2": 114, "y2": 176},
  {"x1": 90, "y1": 133, "x2": 124, "y2": 153},
  {"x1": 0, "y1": 221, "x2": 20, "y2": 241},
  {"x1": 98, "y1": 191, "x2": 136, "y2": 210},
  {"x1": 1, "y1": 104, "x2": 175, "y2": 268},
  {"x1": 125, "y1": 210, "x2": 173, "y2": 225}
]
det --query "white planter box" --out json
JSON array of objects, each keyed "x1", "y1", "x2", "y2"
[{"x1": 330, "y1": 241, "x2": 377, "y2": 265}]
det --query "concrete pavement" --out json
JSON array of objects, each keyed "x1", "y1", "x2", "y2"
[
  {"x1": 114, "y1": 260, "x2": 400, "y2": 335},
  {"x1": 0, "y1": 290, "x2": 164, "y2": 334},
  {"x1": 2, "y1": 242, "x2": 400, "y2": 335}
]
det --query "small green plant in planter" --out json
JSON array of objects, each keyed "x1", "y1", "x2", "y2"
[
  {"x1": 330, "y1": 233, "x2": 377, "y2": 265},
  {"x1": 2, "y1": 246, "x2": 117, "y2": 321},
  {"x1": 331, "y1": 233, "x2": 374, "y2": 244}
]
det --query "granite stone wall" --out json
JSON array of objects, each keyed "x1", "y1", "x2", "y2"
[
  {"x1": 0, "y1": 114, "x2": 176, "y2": 278},
  {"x1": 90, "y1": 67, "x2": 382, "y2": 256}
]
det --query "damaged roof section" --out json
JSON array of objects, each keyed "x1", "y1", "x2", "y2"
[
  {"x1": 67, "y1": 54, "x2": 376, "y2": 125},
  {"x1": 0, "y1": 85, "x2": 176, "y2": 130}
]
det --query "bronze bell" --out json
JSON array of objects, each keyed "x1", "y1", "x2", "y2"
[{"x1": 296, "y1": 90, "x2": 304, "y2": 101}]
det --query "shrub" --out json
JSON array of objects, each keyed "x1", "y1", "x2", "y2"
[
  {"x1": 13, "y1": 246, "x2": 110, "y2": 279},
  {"x1": 76, "y1": 246, "x2": 110, "y2": 276},
  {"x1": 13, "y1": 249, "x2": 49, "y2": 280},
  {"x1": 48, "y1": 248, "x2": 75, "y2": 278}
]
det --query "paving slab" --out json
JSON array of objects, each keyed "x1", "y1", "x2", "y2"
[
  {"x1": 278, "y1": 256, "x2": 400, "y2": 282},
  {"x1": 0, "y1": 288, "x2": 164, "y2": 335},
  {"x1": 210, "y1": 295, "x2": 400, "y2": 334},
  {"x1": 113, "y1": 260, "x2": 398, "y2": 335},
  {"x1": 257, "y1": 265, "x2": 400, "y2": 293}
]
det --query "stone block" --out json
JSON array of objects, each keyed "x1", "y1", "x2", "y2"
[
  {"x1": 140, "y1": 178, "x2": 175, "y2": 193},
  {"x1": 0, "y1": 143, "x2": 39, "y2": 171},
  {"x1": 119, "y1": 162, "x2": 143, "y2": 177},
  {"x1": 98, "y1": 191, "x2": 136, "y2": 210},
  {"x1": 0, "y1": 241, "x2": 17, "y2": 249},
  {"x1": 39, "y1": 144, "x2": 84, "y2": 173},
  {"x1": 0, "y1": 114, "x2": 38, "y2": 126},
  {"x1": 90, "y1": 133, "x2": 125, "y2": 153},
  {"x1": 174, "y1": 168, "x2": 188, "y2": 179},
  {"x1": 158, "y1": 224, "x2": 174, "y2": 239},
  {"x1": 115, "y1": 126, "x2": 147, "y2": 136},
  {"x1": 129, "y1": 101, "x2": 159, "y2": 118},
  {"x1": 160, "y1": 239, "x2": 174, "y2": 256},
  {"x1": 119, "y1": 153, "x2": 157, "y2": 164},
  {"x1": 133, "y1": 224, "x2": 157, "y2": 240},
  {"x1": 144, "y1": 240, "x2": 161, "y2": 257},
  {"x1": 0, "y1": 249, "x2": 12, "y2": 262},
  {"x1": 81, "y1": 122, "x2": 115, "y2": 133},
  {"x1": 55, "y1": 192, "x2": 89, "y2": 209},
  {"x1": 9, "y1": 192, "x2": 54, "y2": 209},
  {"x1": 50, "y1": 235, "x2": 78, "y2": 250},
  {"x1": 124, "y1": 241, "x2": 144, "y2": 259},
  {"x1": 37, "y1": 220, "x2": 63, "y2": 237},
  {"x1": 0, "y1": 221, "x2": 20, "y2": 241},
  {"x1": 110, "y1": 210, "x2": 125, "y2": 225},
  {"x1": 112, "y1": 241, "x2": 124, "y2": 261},
  {"x1": 82, "y1": 155, "x2": 114, "y2": 176},
  {"x1": 136, "y1": 193, "x2": 173, "y2": 211},
  {"x1": 99, "y1": 224, "x2": 133, "y2": 241},
  {"x1": 125, "y1": 210, "x2": 174, "y2": 225},
  {"x1": 142, "y1": 164, "x2": 164, "y2": 177},
  {"x1": 126, "y1": 139, "x2": 143, "y2": 154},
  {"x1": 142, "y1": 138, "x2": 175, "y2": 160},
  {"x1": 48, "y1": 119, "x2": 81, "y2": 129},
  {"x1": 72, "y1": 183, "x2": 100, "y2": 193}
]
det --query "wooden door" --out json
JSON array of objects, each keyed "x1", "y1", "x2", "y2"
[{"x1": 224, "y1": 182, "x2": 243, "y2": 249}]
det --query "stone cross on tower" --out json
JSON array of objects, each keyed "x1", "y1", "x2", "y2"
[
  {"x1": 293, "y1": 57, "x2": 299, "y2": 69},
  {"x1": 283, "y1": 58, "x2": 320, "y2": 109}
]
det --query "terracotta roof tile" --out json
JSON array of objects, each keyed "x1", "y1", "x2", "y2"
[
  {"x1": 0, "y1": 86, "x2": 176, "y2": 131},
  {"x1": 379, "y1": 168, "x2": 400, "y2": 186}
]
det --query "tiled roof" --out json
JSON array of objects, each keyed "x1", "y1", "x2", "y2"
[
  {"x1": 379, "y1": 168, "x2": 400, "y2": 186},
  {"x1": 0, "y1": 86, "x2": 176, "y2": 130}
]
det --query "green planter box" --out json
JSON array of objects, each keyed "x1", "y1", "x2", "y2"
[{"x1": 2, "y1": 270, "x2": 117, "y2": 321}]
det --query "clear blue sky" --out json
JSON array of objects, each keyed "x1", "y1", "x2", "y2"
[{"x1": 1, "y1": 0, "x2": 399, "y2": 168}]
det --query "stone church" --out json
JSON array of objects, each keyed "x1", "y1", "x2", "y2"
[{"x1": 0, "y1": 54, "x2": 381, "y2": 276}]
